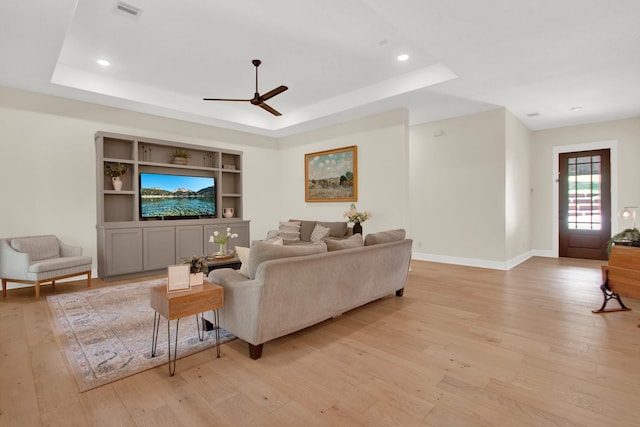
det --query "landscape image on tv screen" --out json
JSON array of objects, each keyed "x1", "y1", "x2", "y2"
[{"x1": 140, "y1": 173, "x2": 215, "y2": 219}]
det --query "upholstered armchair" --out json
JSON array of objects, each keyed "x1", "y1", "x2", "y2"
[{"x1": 0, "y1": 235, "x2": 92, "y2": 299}]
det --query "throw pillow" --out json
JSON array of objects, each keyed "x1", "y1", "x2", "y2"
[
  {"x1": 310, "y1": 224, "x2": 331, "y2": 242},
  {"x1": 235, "y1": 246, "x2": 250, "y2": 278},
  {"x1": 364, "y1": 229, "x2": 406, "y2": 246},
  {"x1": 317, "y1": 221, "x2": 348, "y2": 238},
  {"x1": 247, "y1": 241, "x2": 327, "y2": 280},
  {"x1": 325, "y1": 233, "x2": 364, "y2": 251},
  {"x1": 289, "y1": 220, "x2": 317, "y2": 242},
  {"x1": 277, "y1": 221, "x2": 301, "y2": 242}
]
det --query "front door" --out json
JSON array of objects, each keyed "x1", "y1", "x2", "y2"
[{"x1": 559, "y1": 149, "x2": 611, "y2": 260}]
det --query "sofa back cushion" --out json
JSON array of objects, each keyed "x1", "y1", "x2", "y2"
[
  {"x1": 11, "y1": 235, "x2": 60, "y2": 261},
  {"x1": 325, "y1": 233, "x2": 364, "y2": 251},
  {"x1": 364, "y1": 229, "x2": 406, "y2": 246},
  {"x1": 248, "y1": 241, "x2": 327, "y2": 279},
  {"x1": 317, "y1": 221, "x2": 348, "y2": 238}
]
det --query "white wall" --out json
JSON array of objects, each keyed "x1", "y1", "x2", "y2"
[
  {"x1": 409, "y1": 109, "x2": 509, "y2": 267},
  {"x1": 4, "y1": 85, "x2": 640, "y2": 275},
  {"x1": 0, "y1": 87, "x2": 282, "y2": 271},
  {"x1": 505, "y1": 110, "x2": 532, "y2": 264},
  {"x1": 277, "y1": 109, "x2": 410, "y2": 234},
  {"x1": 531, "y1": 117, "x2": 640, "y2": 254}
]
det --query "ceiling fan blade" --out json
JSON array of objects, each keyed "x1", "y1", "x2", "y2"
[
  {"x1": 258, "y1": 102, "x2": 282, "y2": 116},
  {"x1": 203, "y1": 97, "x2": 252, "y2": 102},
  {"x1": 261, "y1": 85, "x2": 288, "y2": 101}
]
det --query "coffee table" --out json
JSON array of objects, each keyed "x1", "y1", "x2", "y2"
[
  {"x1": 149, "y1": 280, "x2": 224, "y2": 376},
  {"x1": 203, "y1": 254, "x2": 241, "y2": 274}
]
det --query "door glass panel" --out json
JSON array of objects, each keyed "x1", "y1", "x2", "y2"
[{"x1": 567, "y1": 155, "x2": 601, "y2": 230}]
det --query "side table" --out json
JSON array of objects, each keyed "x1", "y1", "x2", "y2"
[{"x1": 149, "y1": 280, "x2": 224, "y2": 376}]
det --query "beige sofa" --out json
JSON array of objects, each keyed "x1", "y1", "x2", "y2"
[{"x1": 206, "y1": 229, "x2": 412, "y2": 359}]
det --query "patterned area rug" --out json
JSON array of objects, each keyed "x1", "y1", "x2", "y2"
[{"x1": 47, "y1": 279, "x2": 235, "y2": 392}]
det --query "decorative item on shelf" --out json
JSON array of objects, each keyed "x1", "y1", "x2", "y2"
[
  {"x1": 223, "y1": 207, "x2": 234, "y2": 218},
  {"x1": 183, "y1": 255, "x2": 206, "y2": 286},
  {"x1": 171, "y1": 149, "x2": 190, "y2": 165},
  {"x1": 344, "y1": 203, "x2": 372, "y2": 235},
  {"x1": 223, "y1": 164, "x2": 236, "y2": 170},
  {"x1": 209, "y1": 227, "x2": 238, "y2": 258},
  {"x1": 104, "y1": 162, "x2": 128, "y2": 191}
]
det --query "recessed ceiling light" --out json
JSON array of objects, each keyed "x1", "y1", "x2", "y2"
[
  {"x1": 397, "y1": 54, "x2": 409, "y2": 62},
  {"x1": 570, "y1": 106, "x2": 582, "y2": 112},
  {"x1": 97, "y1": 59, "x2": 111, "y2": 66}
]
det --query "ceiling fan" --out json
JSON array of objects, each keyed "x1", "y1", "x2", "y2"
[{"x1": 203, "y1": 59, "x2": 288, "y2": 116}]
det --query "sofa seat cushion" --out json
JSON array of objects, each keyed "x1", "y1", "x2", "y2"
[
  {"x1": 364, "y1": 229, "x2": 406, "y2": 246},
  {"x1": 325, "y1": 233, "x2": 364, "y2": 251},
  {"x1": 248, "y1": 241, "x2": 327, "y2": 279},
  {"x1": 28, "y1": 256, "x2": 92, "y2": 273},
  {"x1": 317, "y1": 221, "x2": 348, "y2": 238},
  {"x1": 11, "y1": 235, "x2": 59, "y2": 261}
]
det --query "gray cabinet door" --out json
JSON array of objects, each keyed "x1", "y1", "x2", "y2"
[
  {"x1": 143, "y1": 227, "x2": 176, "y2": 271},
  {"x1": 105, "y1": 228, "x2": 143, "y2": 276},
  {"x1": 176, "y1": 225, "x2": 204, "y2": 262}
]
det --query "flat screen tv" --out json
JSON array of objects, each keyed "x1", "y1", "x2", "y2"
[{"x1": 139, "y1": 172, "x2": 215, "y2": 220}]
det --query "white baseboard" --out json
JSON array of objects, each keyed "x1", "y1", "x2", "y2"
[{"x1": 412, "y1": 251, "x2": 535, "y2": 271}]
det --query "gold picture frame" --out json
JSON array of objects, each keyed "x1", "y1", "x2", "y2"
[{"x1": 305, "y1": 145, "x2": 357, "y2": 202}]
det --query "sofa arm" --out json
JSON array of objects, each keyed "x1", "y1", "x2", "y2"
[
  {"x1": 59, "y1": 240, "x2": 82, "y2": 257},
  {"x1": 0, "y1": 239, "x2": 32, "y2": 280},
  {"x1": 206, "y1": 268, "x2": 264, "y2": 345}
]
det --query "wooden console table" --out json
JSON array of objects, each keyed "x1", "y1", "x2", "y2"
[
  {"x1": 593, "y1": 244, "x2": 640, "y2": 313},
  {"x1": 150, "y1": 281, "x2": 223, "y2": 375}
]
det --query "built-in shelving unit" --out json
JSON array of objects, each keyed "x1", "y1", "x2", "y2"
[{"x1": 95, "y1": 131, "x2": 249, "y2": 280}]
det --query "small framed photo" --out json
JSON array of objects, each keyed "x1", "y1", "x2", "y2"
[
  {"x1": 305, "y1": 145, "x2": 357, "y2": 202},
  {"x1": 167, "y1": 264, "x2": 190, "y2": 292}
]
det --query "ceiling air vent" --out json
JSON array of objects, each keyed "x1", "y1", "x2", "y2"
[{"x1": 114, "y1": 1, "x2": 142, "y2": 18}]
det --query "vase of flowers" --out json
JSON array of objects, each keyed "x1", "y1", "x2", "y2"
[
  {"x1": 209, "y1": 227, "x2": 238, "y2": 258},
  {"x1": 104, "y1": 162, "x2": 128, "y2": 191},
  {"x1": 344, "y1": 203, "x2": 372, "y2": 235},
  {"x1": 184, "y1": 255, "x2": 206, "y2": 286}
]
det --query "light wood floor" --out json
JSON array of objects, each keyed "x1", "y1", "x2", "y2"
[{"x1": 2, "y1": 257, "x2": 640, "y2": 426}]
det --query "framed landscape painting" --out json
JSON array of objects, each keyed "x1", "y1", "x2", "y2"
[{"x1": 305, "y1": 145, "x2": 357, "y2": 202}]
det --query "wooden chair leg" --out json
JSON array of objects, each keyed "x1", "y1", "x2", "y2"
[
  {"x1": 35, "y1": 281, "x2": 41, "y2": 300},
  {"x1": 2, "y1": 279, "x2": 6, "y2": 298},
  {"x1": 87, "y1": 272, "x2": 92, "y2": 288}
]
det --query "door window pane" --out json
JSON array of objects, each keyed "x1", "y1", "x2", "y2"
[{"x1": 567, "y1": 155, "x2": 601, "y2": 230}]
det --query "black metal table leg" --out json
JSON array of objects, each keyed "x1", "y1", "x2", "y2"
[
  {"x1": 196, "y1": 314, "x2": 205, "y2": 341},
  {"x1": 213, "y1": 309, "x2": 220, "y2": 358},
  {"x1": 167, "y1": 318, "x2": 180, "y2": 376},
  {"x1": 151, "y1": 311, "x2": 161, "y2": 357}
]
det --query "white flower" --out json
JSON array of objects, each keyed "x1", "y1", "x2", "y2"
[{"x1": 211, "y1": 228, "x2": 239, "y2": 244}]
